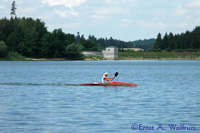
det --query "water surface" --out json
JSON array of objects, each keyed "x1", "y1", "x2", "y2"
[{"x1": 0, "y1": 60, "x2": 199, "y2": 132}]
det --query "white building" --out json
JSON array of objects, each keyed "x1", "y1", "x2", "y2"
[
  {"x1": 82, "y1": 46, "x2": 118, "y2": 60},
  {"x1": 102, "y1": 46, "x2": 118, "y2": 60}
]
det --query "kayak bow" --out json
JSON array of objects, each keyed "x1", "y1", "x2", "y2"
[{"x1": 80, "y1": 82, "x2": 137, "y2": 86}]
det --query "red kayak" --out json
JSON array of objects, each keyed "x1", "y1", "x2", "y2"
[{"x1": 80, "y1": 82, "x2": 137, "y2": 86}]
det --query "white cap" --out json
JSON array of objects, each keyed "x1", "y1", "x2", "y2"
[{"x1": 104, "y1": 72, "x2": 108, "y2": 75}]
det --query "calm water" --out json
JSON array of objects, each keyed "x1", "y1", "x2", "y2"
[{"x1": 0, "y1": 60, "x2": 199, "y2": 132}]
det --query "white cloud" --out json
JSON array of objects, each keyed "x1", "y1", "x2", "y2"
[
  {"x1": 42, "y1": 0, "x2": 87, "y2": 8},
  {"x1": 41, "y1": 0, "x2": 86, "y2": 18},
  {"x1": 187, "y1": 0, "x2": 200, "y2": 8},
  {"x1": 0, "y1": 5, "x2": 6, "y2": 9},
  {"x1": 138, "y1": 21, "x2": 166, "y2": 29},
  {"x1": 194, "y1": 18, "x2": 200, "y2": 24},
  {"x1": 95, "y1": 7, "x2": 122, "y2": 15},
  {"x1": 175, "y1": 5, "x2": 187, "y2": 16},
  {"x1": 63, "y1": 22, "x2": 83, "y2": 28},
  {"x1": 19, "y1": 7, "x2": 38, "y2": 14},
  {"x1": 196, "y1": 10, "x2": 200, "y2": 16},
  {"x1": 154, "y1": 10, "x2": 167, "y2": 16},
  {"x1": 54, "y1": 10, "x2": 69, "y2": 18},
  {"x1": 91, "y1": 15, "x2": 110, "y2": 21},
  {"x1": 157, "y1": 22, "x2": 166, "y2": 28},
  {"x1": 120, "y1": 19, "x2": 133, "y2": 27},
  {"x1": 54, "y1": 9, "x2": 78, "y2": 18},
  {"x1": 177, "y1": 21, "x2": 187, "y2": 28},
  {"x1": 38, "y1": 13, "x2": 53, "y2": 20},
  {"x1": 104, "y1": 0, "x2": 137, "y2": 6}
]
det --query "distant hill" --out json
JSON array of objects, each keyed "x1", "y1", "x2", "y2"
[
  {"x1": 130, "y1": 38, "x2": 156, "y2": 50},
  {"x1": 86, "y1": 35, "x2": 155, "y2": 50}
]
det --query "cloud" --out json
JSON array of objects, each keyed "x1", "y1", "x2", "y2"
[
  {"x1": 103, "y1": 0, "x2": 137, "y2": 6},
  {"x1": 194, "y1": 18, "x2": 200, "y2": 25},
  {"x1": 41, "y1": 0, "x2": 87, "y2": 8},
  {"x1": 138, "y1": 21, "x2": 166, "y2": 29},
  {"x1": 101, "y1": 0, "x2": 137, "y2": 16},
  {"x1": 91, "y1": 15, "x2": 110, "y2": 21},
  {"x1": 41, "y1": 0, "x2": 86, "y2": 18},
  {"x1": 120, "y1": 19, "x2": 133, "y2": 27},
  {"x1": 19, "y1": 7, "x2": 38, "y2": 14},
  {"x1": 54, "y1": 10, "x2": 69, "y2": 18},
  {"x1": 187, "y1": 0, "x2": 200, "y2": 8},
  {"x1": 63, "y1": 22, "x2": 83, "y2": 28},
  {"x1": 177, "y1": 21, "x2": 187, "y2": 28},
  {"x1": 196, "y1": 10, "x2": 200, "y2": 16},
  {"x1": 157, "y1": 22, "x2": 167, "y2": 28},
  {"x1": 95, "y1": 7, "x2": 122, "y2": 15},
  {"x1": 175, "y1": 5, "x2": 187, "y2": 16},
  {"x1": 54, "y1": 9, "x2": 78, "y2": 18},
  {"x1": 0, "y1": 5, "x2": 6, "y2": 9}
]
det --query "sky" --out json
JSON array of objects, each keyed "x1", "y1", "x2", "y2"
[{"x1": 0, "y1": 0, "x2": 200, "y2": 41}]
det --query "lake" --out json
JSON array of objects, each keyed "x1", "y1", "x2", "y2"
[{"x1": 0, "y1": 60, "x2": 199, "y2": 132}]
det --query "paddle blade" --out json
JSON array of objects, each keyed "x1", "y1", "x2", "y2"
[{"x1": 115, "y1": 72, "x2": 118, "y2": 77}]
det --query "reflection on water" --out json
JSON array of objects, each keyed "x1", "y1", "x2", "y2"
[{"x1": 0, "y1": 60, "x2": 199, "y2": 132}]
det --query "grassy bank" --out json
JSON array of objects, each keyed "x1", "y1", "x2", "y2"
[
  {"x1": 0, "y1": 52, "x2": 104, "y2": 61},
  {"x1": 1, "y1": 51, "x2": 200, "y2": 61},
  {"x1": 0, "y1": 52, "x2": 32, "y2": 61},
  {"x1": 83, "y1": 55, "x2": 104, "y2": 60},
  {"x1": 119, "y1": 51, "x2": 200, "y2": 60}
]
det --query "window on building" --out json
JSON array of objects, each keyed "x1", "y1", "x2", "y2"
[{"x1": 108, "y1": 49, "x2": 110, "y2": 51}]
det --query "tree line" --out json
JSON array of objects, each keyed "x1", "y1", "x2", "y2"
[
  {"x1": 0, "y1": 17, "x2": 98, "y2": 59},
  {"x1": 86, "y1": 35, "x2": 154, "y2": 50},
  {"x1": 154, "y1": 26, "x2": 200, "y2": 51},
  {"x1": 0, "y1": 17, "x2": 155, "y2": 58},
  {"x1": 1, "y1": 16, "x2": 198, "y2": 59}
]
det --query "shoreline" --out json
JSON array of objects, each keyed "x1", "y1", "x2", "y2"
[
  {"x1": 118, "y1": 57, "x2": 200, "y2": 60},
  {"x1": 1, "y1": 57, "x2": 200, "y2": 61},
  {"x1": 1, "y1": 51, "x2": 199, "y2": 61}
]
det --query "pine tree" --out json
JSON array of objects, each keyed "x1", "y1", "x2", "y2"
[
  {"x1": 162, "y1": 33, "x2": 169, "y2": 50},
  {"x1": 168, "y1": 32, "x2": 174, "y2": 49},
  {"x1": 154, "y1": 33, "x2": 162, "y2": 49},
  {"x1": 11, "y1": 0, "x2": 17, "y2": 18}
]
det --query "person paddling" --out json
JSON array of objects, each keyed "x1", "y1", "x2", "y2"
[{"x1": 102, "y1": 72, "x2": 115, "y2": 83}]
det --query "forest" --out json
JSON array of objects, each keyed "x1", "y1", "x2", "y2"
[
  {"x1": 0, "y1": 17, "x2": 96, "y2": 59},
  {"x1": 154, "y1": 26, "x2": 200, "y2": 51},
  {"x1": 0, "y1": 17, "x2": 154, "y2": 59}
]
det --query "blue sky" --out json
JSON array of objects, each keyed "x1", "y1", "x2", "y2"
[{"x1": 1, "y1": 0, "x2": 200, "y2": 41}]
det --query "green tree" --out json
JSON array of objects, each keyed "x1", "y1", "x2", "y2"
[
  {"x1": 154, "y1": 33, "x2": 162, "y2": 49},
  {"x1": 11, "y1": 0, "x2": 17, "y2": 18},
  {"x1": 0, "y1": 41, "x2": 8, "y2": 57},
  {"x1": 80, "y1": 37, "x2": 97, "y2": 51},
  {"x1": 162, "y1": 33, "x2": 169, "y2": 50},
  {"x1": 65, "y1": 43, "x2": 83, "y2": 59},
  {"x1": 40, "y1": 32, "x2": 52, "y2": 57},
  {"x1": 168, "y1": 32, "x2": 174, "y2": 50}
]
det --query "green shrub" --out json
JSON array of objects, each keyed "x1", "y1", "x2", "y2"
[
  {"x1": 151, "y1": 48, "x2": 162, "y2": 52},
  {"x1": 175, "y1": 49, "x2": 184, "y2": 52},
  {"x1": 0, "y1": 41, "x2": 8, "y2": 57},
  {"x1": 165, "y1": 48, "x2": 172, "y2": 52},
  {"x1": 185, "y1": 49, "x2": 199, "y2": 52},
  {"x1": 65, "y1": 43, "x2": 84, "y2": 59}
]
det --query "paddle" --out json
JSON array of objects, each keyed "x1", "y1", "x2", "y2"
[{"x1": 111, "y1": 72, "x2": 118, "y2": 81}]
